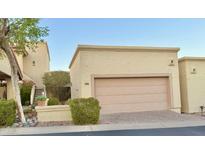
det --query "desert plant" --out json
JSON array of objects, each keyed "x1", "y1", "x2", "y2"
[
  {"x1": 23, "y1": 106, "x2": 36, "y2": 119},
  {"x1": 35, "y1": 96, "x2": 47, "y2": 106},
  {"x1": 66, "y1": 99, "x2": 71, "y2": 105},
  {"x1": 47, "y1": 97, "x2": 59, "y2": 106},
  {"x1": 0, "y1": 99, "x2": 16, "y2": 126},
  {"x1": 35, "y1": 96, "x2": 47, "y2": 101},
  {"x1": 23, "y1": 106, "x2": 33, "y2": 114},
  {"x1": 69, "y1": 97, "x2": 100, "y2": 125}
]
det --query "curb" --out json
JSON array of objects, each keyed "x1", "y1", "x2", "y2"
[{"x1": 1, "y1": 120, "x2": 205, "y2": 135}]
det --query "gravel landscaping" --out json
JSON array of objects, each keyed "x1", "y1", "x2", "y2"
[
  {"x1": 12, "y1": 114, "x2": 38, "y2": 128},
  {"x1": 36, "y1": 121, "x2": 72, "y2": 127}
]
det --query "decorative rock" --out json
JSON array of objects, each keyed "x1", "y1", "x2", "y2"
[
  {"x1": 15, "y1": 115, "x2": 21, "y2": 123},
  {"x1": 12, "y1": 123, "x2": 19, "y2": 128},
  {"x1": 19, "y1": 123, "x2": 24, "y2": 127},
  {"x1": 27, "y1": 119, "x2": 32, "y2": 123}
]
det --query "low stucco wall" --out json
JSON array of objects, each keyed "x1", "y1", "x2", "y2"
[{"x1": 36, "y1": 105, "x2": 72, "y2": 122}]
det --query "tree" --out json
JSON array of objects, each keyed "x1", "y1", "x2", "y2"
[
  {"x1": 43, "y1": 71, "x2": 70, "y2": 87},
  {"x1": 43, "y1": 71, "x2": 70, "y2": 101},
  {"x1": 0, "y1": 18, "x2": 48, "y2": 123}
]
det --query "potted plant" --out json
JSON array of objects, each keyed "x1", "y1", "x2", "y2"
[{"x1": 35, "y1": 96, "x2": 47, "y2": 106}]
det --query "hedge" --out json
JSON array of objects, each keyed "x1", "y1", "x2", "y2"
[
  {"x1": 43, "y1": 71, "x2": 71, "y2": 101},
  {"x1": 43, "y1": 71, "x2": 70, "y2": 87},
  {"x1": 48, "y1": 97, "x2": 60, "y2": 106},
  {"x1": 69, "y1": 97, "x2": 100, "y2": 125},
  {"x1": 0, "y1": 99, "x2": 16, "y2": 126},
  {"x1": 20, "y1": 81, "x2": 33, "y2": 106},
  {"x1": 46, "y1": 86, "x2": 70, "y2": 102}
]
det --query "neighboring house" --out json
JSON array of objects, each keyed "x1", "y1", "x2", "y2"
[
  {"x1": 0, "y1": 42, "x2": 50, "y2": 100},
  {"x1": 179, "y1": 57, "x2": 205, "y2": 113},
  {"x1": 69, "y1": 45, "x2": 181, "y2": 114}
]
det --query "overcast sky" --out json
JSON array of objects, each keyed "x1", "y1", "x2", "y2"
[{"x1": 39, "y1": 18, "x2": 205, "y2": 71}]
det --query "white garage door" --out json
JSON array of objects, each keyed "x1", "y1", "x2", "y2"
[{"x1": 94, "y1": 77, "x2": 170, "y2": 114}]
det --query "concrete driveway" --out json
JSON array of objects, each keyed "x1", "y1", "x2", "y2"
[
  {"x1": 2, "y1": 111, "x2": 205, "y2": 136},
  {"x1": 100, "y1": 111, "x2": 205, "y2": 125}
]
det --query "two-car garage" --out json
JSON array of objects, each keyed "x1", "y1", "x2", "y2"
[
  {"x1": 94, "y1": 77, "x2": 170, "y2": 114},
  {"x1": 69, "y1": 45, "x2": 181, "y2": 114}
]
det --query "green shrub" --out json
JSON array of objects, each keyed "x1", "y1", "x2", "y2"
[
  {"x1": 43, "y1": 71, "x2": 71, "y2": 102},
  {"x1": 46, "y1": 86, "x2": 70, "y2": 102},
  {"x1": 43, "y1": 71, "x2": 70, "y2": 87},
  {"x1": 69, "y1": 97, "x2": 100, "y2": 125},
  {"x1": 20, "y1": 82, "x2": 33, "y2": 106},
  {"x1": 23, "y1": 106, "x2": 36, "y2": 119},
  {"x1": 35, "y1": 96, "x2": 47, "y2": 101},
  {"x1": 66, "y1": 99, "x2": 71, "y2": 105},
  {"x1": 48, "y1": 97, "x2": 59, "y2": 106},
  {"x1": 0, "y1": 99, "x2": 16, "y2": 126},
  {"x1": 23, "y1": 106, "x2": 32, "y2": 114},
  {"x1": 31, "y1": 103, "x2": 36, "y2": 109}
]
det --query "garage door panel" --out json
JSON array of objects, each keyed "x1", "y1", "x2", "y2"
[
  {"x1": 101, "y1": 102, "x2": 168, "y2": 114},
  {"x1": 97, "y1": 93, "x2": 167, "y2": 105},
  {"x1": 94, "y1": 77, "x2": 169, "y2": 114},
  {"x1": 95, "y1": 78, "x2": 167, "y2": 87},
  {"x1": 96, "y1": 85, "x2": 167, "y2": 96}
]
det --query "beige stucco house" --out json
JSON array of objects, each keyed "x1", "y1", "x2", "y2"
[
  {"x1": 179, "y1": 57, "x2": 205, "y2": 113},
  {"x1": 0, "y1": 42, "x2": 50, "y2": 100},
  {"x1": 69, "y1": 45, "x2": 181, "y2": 114}
]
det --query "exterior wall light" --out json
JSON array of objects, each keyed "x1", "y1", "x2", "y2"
[
  {"x1": 191, "y1": 68, "x2": 197, "y2": 74},
  {"x1": 2, "y1": 80, "x2": 7, "y2": 84},
  {"x1": 169, "y1": 59, "x2": 175, "y2": 66},
  {"x1": 84, "y1": 82, "x2": 89, "y2": 85},
  {"x1": 0, "y1": 80, "x2": 7, "y2": 86},
  {"x1": 32, "y1": 60, "x2": 36, "y2": 66},
  {"x1": 200, "y1": 106, "x2": 204, "y2": 116}
]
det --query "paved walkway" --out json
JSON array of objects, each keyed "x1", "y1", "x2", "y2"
[{"x1": 1, "y1": 111, "x2": 205, "y2": 135}]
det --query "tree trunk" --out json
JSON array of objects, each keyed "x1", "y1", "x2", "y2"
[{"x1": 0, "y1": 39, "x2": 26, "y2": 123}]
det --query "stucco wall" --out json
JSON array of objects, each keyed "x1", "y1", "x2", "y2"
[
  {"x1": 70, "y1": 47, "x2": 181, "y2": 112},
  {"x1": 0, "y1": 52, "x2": 23, "y2": 100},
  {"x1": 70, "y1": 53, "x2": 81, "y2": 98},
  {"x1": 6, "y1": 78, "x2": 14, "y2": 99},
  {"x1": 16, "y1": 54, "x2": 24, "y2": 71},
  {"x1": 0, "y1": 42, "x2": 49, "y2": 100},
  {"x1": 179, "y1": 59, "x2": 205, "y2": 113},
  {"x1": 23, "y1": 42, "x2": 50, "y2": 88},
  {"x1": 0, "y1": 51, "x2": 23, "y2": 76},
  {"x1": 36, "y1": 105, "x2": 72, "y2": 122},
  {"x1": 0, "y1": 87, "x2": 5, "y2": 99},
  {"x1": 178, "y1": 60, "x2": 189, "y2": 113}
]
